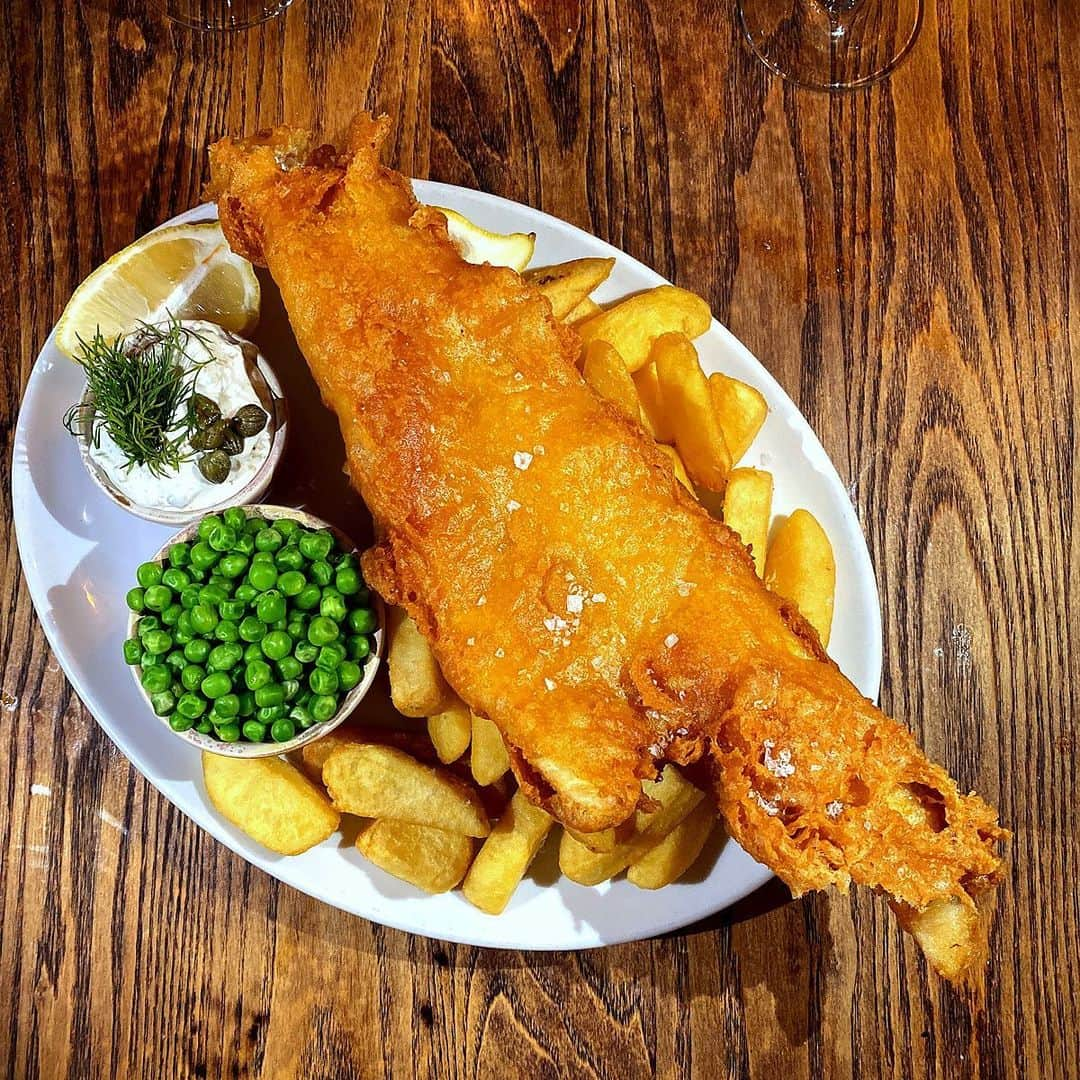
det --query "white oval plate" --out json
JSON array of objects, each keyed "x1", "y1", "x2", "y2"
[{"x1": 12, "y1": 185, "x2": 882, "y2": 950}]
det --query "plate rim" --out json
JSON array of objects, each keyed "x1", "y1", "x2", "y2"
[{"x1": 11, "y1": 183, "x2": 882, "y2": 950}]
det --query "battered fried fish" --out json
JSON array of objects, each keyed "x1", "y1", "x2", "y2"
[{"x1": 208, "y1": 116, "x2": 1005, "y2": 981}]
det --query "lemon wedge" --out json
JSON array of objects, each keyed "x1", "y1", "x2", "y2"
[
  {"x1": 435, "y1": 207, "x2": 535, "y2": 272},
  {"x1": 55, "y1": 222, "x2": 260, "y2": 359}
]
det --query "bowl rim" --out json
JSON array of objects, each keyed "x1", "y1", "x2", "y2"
[
  {"x1": 74, "y1": 328, "x2": 289, "y2": 526},
  {"x1": 126, "y1": 503, "x2": 385, "y2": 759}
]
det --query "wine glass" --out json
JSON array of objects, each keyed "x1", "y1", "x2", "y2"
[
  {"x1": 153, "y1": 0, "x2": 295, "y2": 31},
  {"x1": 737, "y1": 0, "x2": 923, "y2": 91}
]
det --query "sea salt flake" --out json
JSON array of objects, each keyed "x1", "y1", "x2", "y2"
[
  {"x1": 763, "y1": 740, "x2": 795, "y2": 779},
  {"x1": 591, "y1": 656, "x2": 603, "y2": 669},
  {"x1": 506, "y1": 499, "x2": 521, "y2": 513},
  {"x1": 466, "y1": 637, "x2": 475, "y2": 646},
  {"x1": 664, "y1": 633, "x2": 680, "y2": 649},
  {"x1": 495, "y1": 647, "x2": 505, "y2": 658},
  {"x1": 566, "y1": 594, "x2": 584, "y2": 615},
  {"x1": 513, "y1": 451, "x2": 533, "y2": 470},
  {"x1": 544, "y1": 678, "x2": 556, "y2": 691},
  {"x1": 676, "y1": 580, "x2": 696, "y2": 597},
  {"x1": 592, "y1": 592, "x2": 606, "y2": 604},
  {"x1": 477, "y1": 595, "x2": 487, "y2": 607},
  {"x1": 826, "y1": 801, "x2": 843, "y2": 819}
]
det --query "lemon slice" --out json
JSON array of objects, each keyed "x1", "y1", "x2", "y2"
[
  {"x1": 55, "y1": 221, "x2": 260, "y2": 359},
  {"x1": 435, "y1": 207, "x2": 535, "y2": 272}
]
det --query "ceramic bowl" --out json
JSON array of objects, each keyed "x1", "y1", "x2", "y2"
[{"x1": 126, "y1": 504, "x2": 384, "y2": 759}]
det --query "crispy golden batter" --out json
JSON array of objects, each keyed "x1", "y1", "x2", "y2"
[{"x1": 207, "y1": 116, "x2": 1006, "y2": 979}]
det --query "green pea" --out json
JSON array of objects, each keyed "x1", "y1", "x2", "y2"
[
  {"x1": 242, "y1": 720, "x2": 267, "y2": 742},
  {"x1": 348, "y1": 607, "x2": 378, "y2": 634},
  {"x1": 245, "y1": 660, "x2": 273, "y2": 691},
  {"x1": 197, "y1": 514, "x2": 223, "y2": 540},
  {"x1": 277, "y1": 570, "x2": 306, "y2": 597},
  {"x1": 233, "y1": 533, "x2": 256, "y2": 557},
  {"x1": 126, "y1": 587, "x2": 146, "y2": 613},
  {"x1": 338, "y1": 660, "x2": 363, "y2": 691},
  {"x1": 220, "y1": 599, "x2": 246, "y2": 622},
  {"x1": 309, "y1": 667, "x2": 339, "y2": 696},
  {"x1": 276, "y1": 655, "x2": 303, "y2": 681},
  {"x1": 270, "y1": 718, "x2": 296, "y2": 743},
  {"x1": 161, "y1": 603, "x2": 184, "y2": 628},
  {"x1": 214, "y1": 693, "x2": 241, "y2": 719},
  {"x1": 243, "y1": 642, "x2": 264, "y2": 665},
  {"x1": 187, "y1": 566, "x2": 207, "y2": 583},
  {"x1": 294, "y1": 584, "x2": 321, "y2": 611},
  {"x1": 168, "y1": 542, "x2": 191, "y2": 568},
  {"x1": 274, "y1": 546, "x2": 305, "y2": 571},
  {"x1": 294, "y1": 641, "x2": 318, "y2": 664},
  {"x1": 164, "y1": 650, "x2": 187, "y2": 673},
  {"x1": 234, "y1": 583, "x2": 258, "y2": 603},
  {"x1": 255, "y1": 683, "x2": 285, "y2": 708},
  {"x1": 286, "y1": 614, "x2": 308, "y2": 637},
  {"x1": 180, "y1": 585, "x2": 201, "y2": 610},
  {"x1": 137, "y1": 615, "x2": 160, "y2": 636},
  {"x1": 161, "y1": 568, "x2": 190, "y2": 592},
  {"x1": 252, "y1": 550, "x2": 277, "y2": 566},
  {"x1": 257, "y1": 704, "x2": 287, "y2": 724},
  {"x1": 195, "y1": 719, "x2": 213, "y2": 735},
  {"x1": 214, "y1": 620, "x2": 239, "y2": 644},
  {"x1": 201, "y1": 671, "x2": 232, "y2": 699},
  {"x1": 248, "y1": 561, "x2": 278, "y2": 591},
  {"x1": 246, "y1": 516, "x2": 268, "y2": 535},
  {"x1": 176, "y1": 693, "x2": 207, "y2": 719},
  {"x1": 310, "y1": 694, "x2": 338, "y2": 722},
  {"x1": 142, "y1": 629, "x2": 172, "y2": 655},
  {"x1": 316, "y1": 643, "x2": 346, "y2": 670},
  {"x1": 136, "y1": 561, "x2": 163, "y2": 588},
  {"x1": 290, "y1": 704, "x2": 316, "y2": 729},
  {"x1": 309, "y1": 559, "x2": 333, "y2": 587},
  {"x1": 176, "y1": 610, "x2": 195, "y2": 636},
  {"x1": 218, "y1": 554, "x2": 249, "y2": 579},
  {"x1": 189, "y1": 541, "x2": 219, "y2": 571},
  {"x1": 208, "y1": 643, "x2": 243, "y2": 672},
  {"x1": 281, "y1": 678, "x2": 301, "y2": 701},
  {"x1": 223, "y1": 506, "x2": 247, "y2": 532},
  {"x1": 308, "y1": 616, "x2": 339, "y2": 646},
  {"x1": 276, "y1": 519, "x2": 299, "y2": 538},
  {"x1": 183, "y1": 638, "x2": 211, "y2": 663},
  {"x1": 143, "y1": 584, "x2": 173, "y2": 612},
  {"x1": 254, "y1": 527, "x2": 283, "y2": 553},
  {"x1": 169, "y1": 713, "x2": 195, "y2": 733},
  {"x1": 217, "y1": 722, "x2": 241, "y2": 743},
  {"x1": 190, "y1": 604, "x2": 219, "y2": 634},
  {"x1": 181, "y1": 664, "x2": 206, "y2": 692},
  {"x1": 198, "y1": 583, "x2": 228, "y2": 607},
  {"x1": 141, "y1": 664, "x2": 171, "y2": 693},
  {"x1": 237, "y1": 690, "x2": 257, "y2": 716},
  {"x1": 256, "y1": 591, "x2": 286, "y2": 624},
  {"x1": 346, "y1": 634, "x2": 371, "y2": 661},
  {"x1": 320, "y1": 589, "x2": 347, "y2": 622},
  {"x1": 297, "y1": 689, "x2": 314, "y2": 708},
  {"x1": 239, "y1": 615, "x2": 265, "y2": 642},
  {"x1": 123, "y1": 638, "x2": 142, "y2": 665},
  {"x1": 139, "y1": 649, "x2": 156, "y2": 669},
  {"x1": 208, "y1": 524, "x2": 237, "y2": 552},
  {"x1": 150, "y1": 690, "x2": 176, "y2": 716},
  {"x1": 299, "y1": 531, "x2": 334, "y2": 561},
  {"x1": 260, "y1": 630, "x2": 292, "y2": 661},
  {"x1": 335, "y1": 567, "x2": 362, "y2": 595}
]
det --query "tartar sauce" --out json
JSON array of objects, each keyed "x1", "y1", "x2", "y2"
[{"x1": 87, "y1": 320, "x2": 272, "y2": 512}]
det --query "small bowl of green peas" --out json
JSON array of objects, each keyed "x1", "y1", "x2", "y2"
[{"x1": 123, "y1": 504, "x2": 384, "y2": 758}]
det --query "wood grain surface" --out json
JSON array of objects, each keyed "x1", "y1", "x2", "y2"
[{"x1": 1, "y1": 0, "x2": 1076, "y2": 1076}]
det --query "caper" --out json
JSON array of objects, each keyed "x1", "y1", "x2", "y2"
[
  {"x1": 191, "y1": 419, "x2": 228, "y2": 451},
  {"x1": 191, "y1": 393, "x2": 221, "y2": 429},
  {"x1": 232, "y1": 404, "x2": 268, "y2": 438},
  {"x1": 198, "y1": 451, "x2": 231, "y2": 484},
  {"x1": 220, "y1": 427, "x2": 244, "y2": 456}
]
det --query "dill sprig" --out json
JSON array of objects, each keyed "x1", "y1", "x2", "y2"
[{"x1": 63, "y1": 318, "x2": 212, "y2": 476}]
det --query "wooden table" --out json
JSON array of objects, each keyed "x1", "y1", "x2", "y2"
[{"x1": 2, "y1": 1, "x2": 1075, "y2": 1076}]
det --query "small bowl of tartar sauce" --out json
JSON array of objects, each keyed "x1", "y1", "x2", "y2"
[{"x1": 72, "y1": 319, "x2": 287, "y2": 525}]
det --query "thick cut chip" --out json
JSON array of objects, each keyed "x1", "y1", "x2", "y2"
[
  {"x1": 387, "y1": 606, "x2": 452, "y2": 717},
  {"x1": 633, "y1": 359, "x2": 676, "y2": 443},
  {"x1": 462, "y1": 791, "x2": 554, "y2": 914},
  {"x1": 357, "y1": 819, "x2": 475, "y2": 893},
  {"x1": 558, "y1": 766, "x2": 705, "y2": 885},
  {"x1": 323, "y1": 743, "x2": 490, "y2": 836},
  {"x1": 203, "y1": 752, "x2": 339, "y2": 855},
  {"x1": 299, "y1": 728, "x2": 367, "y2": 783},
  {"x1": 577, "y1": 286, "x2": 711, "y2": 372},
  {"x1": 564, "y1": 296, "x2": 601, "y2": 326},
  {"x1": 764, "y1": 509, "x2": 836, "y2": 647},
  {"x1": 708, "y1": 373, "x2": 768, "y2": 462},
  {"x1": 652, "y1": 332, "x2": 732, "y2": 492},
  {"x1": 582, "y1": 339, "x2": 642, "y2": 422},
  {"x1": 524, "y1": 258, "x2": 615, "y2": 319},
  {"x1": 471, "y1": 712, "x2": 511, "y2": 786},
  {"x1": 428, "y1": 697, "x2": 472, "y2": 764},
  {"x1": 566, "y1": 820, "x2": 635, "y2": 853},
  {"x1": 627, "y1": 799, "x2": 717, "y2": 889},
  {"x1": 723, "y1": 467, "x2": 774, "y2": 576},
  {"x1": 656, "y1": 443, "x2": 694, "y2": 493}
]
